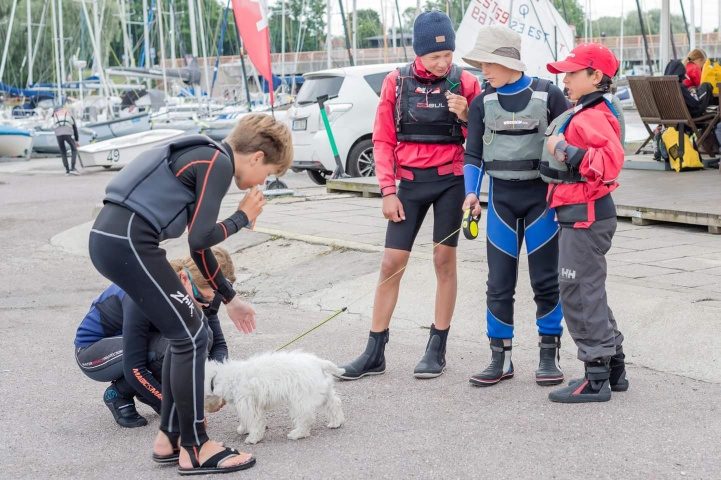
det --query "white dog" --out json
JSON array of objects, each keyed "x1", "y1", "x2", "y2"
[{"x1": 204, "y1": 351, "x2": 345, "y2": 444}]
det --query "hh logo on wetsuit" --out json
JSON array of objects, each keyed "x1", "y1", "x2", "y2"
[{"x1": 170, "y1": 290, "x2": 196, "y2": 316}]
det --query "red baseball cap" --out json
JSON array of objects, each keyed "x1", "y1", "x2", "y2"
[{"x1": 547, "y1": 43, "x2": 620, "y2": 78}]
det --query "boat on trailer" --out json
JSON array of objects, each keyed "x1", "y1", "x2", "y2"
[{"x1": 78, "y1": 129, "x2": 185, "y2": 168}]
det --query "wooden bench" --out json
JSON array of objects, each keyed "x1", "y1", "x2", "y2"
[
  {"x1": 627, "y1": 76, "x2": 661, "y2": 154},
  {"x1": 648, "y1": 75, "x2": 720, "y2": 159}
]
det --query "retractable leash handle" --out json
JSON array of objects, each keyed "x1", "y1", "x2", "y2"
[
  {"x1": 462, "y1": 209, "x2": 480, "y2": 240},
  {"x1": 316, "y1": 95, "x2": 349, "y2": 179}
]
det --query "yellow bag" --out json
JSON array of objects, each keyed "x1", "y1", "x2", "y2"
[
  {"x1": 661, "y1": 127, "x2": 704, "y2": 172},
  {"x1": 700, "y1": 59, "x2": 721, "y2": 95}
]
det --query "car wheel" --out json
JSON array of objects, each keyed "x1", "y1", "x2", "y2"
[
  {"x1": 307, "y1": 169, "x2": 329, "y2": 185},
  {"x1": 346, "y1": 139, "x2": 375, "y2": 177}
]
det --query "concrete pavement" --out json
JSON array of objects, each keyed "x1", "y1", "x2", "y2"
[{"x1": 1, "y1": 161, "x2": 721, "y2": 479}]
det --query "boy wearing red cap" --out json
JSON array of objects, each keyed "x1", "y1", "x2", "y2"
[{"x1": 542, "y1": 43, "x2": 629, "y2": 403}]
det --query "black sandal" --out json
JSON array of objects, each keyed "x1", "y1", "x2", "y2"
[
  {"x1": 178, "y1": 443, "x2": 256, "y2": 476},
  {"x1": 152, "y1": 430, "x2": 181, "y2": 464}
]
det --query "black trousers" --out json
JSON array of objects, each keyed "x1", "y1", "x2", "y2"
[
  {"x1": 56, "y1": 135, "x2": 78, "y2": 172},
  {"x1": 89, "y1": 203, "x2": 208, "y2": 447}
]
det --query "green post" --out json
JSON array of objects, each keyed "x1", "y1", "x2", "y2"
[{"x1": 317, "y1": 95, "x2": 348, "y2": 178}]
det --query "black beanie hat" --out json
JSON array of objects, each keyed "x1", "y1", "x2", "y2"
[{"x1": 413, "y1": 11, "x2": 456, "y2": 56}]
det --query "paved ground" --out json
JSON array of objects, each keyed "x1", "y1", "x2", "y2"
[{"x1": 1, "y1": 158, "x2": 721, "y2": 479}]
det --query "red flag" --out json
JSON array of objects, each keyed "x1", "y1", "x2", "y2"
[{"x1": 231, "y1": 0, "x2": 274, "y2": 104}]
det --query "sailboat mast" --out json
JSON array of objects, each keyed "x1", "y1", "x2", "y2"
[
  {"x1": 143, "y1": 0, "x2": 151, "y2": 68},
  {"x1": 29, "y1": 0, "x2": 49, "y2": 84},
  {"x1": 169, "y1": 0, "x2": 177, "y2": 63},
  {"x1": 338, "y1": 0, "x2": 355, "y2": 66},
  {"x1": 157, "y1": 0, "x2": 169, "y2": 100},
  {"x1": 352, "y1": 0, "x2": 357, "y2": 62},
  {"x1": 50, "y1": 0, "x2": 63, "y2": 102},
  {"x1": 196, "y1": 0, "x2": 213, "y2": 98},
  {"x1": 119, "y1": 0, "x2": 132, "y2": 67},
  {"x1": 188, "y1": 0, "x2": 199, "y2": 57},
  {"x1": 58, "y1": 0, "x2": 67, "y2": 85},
  {"x1": 326, "y1": 0, "x2": 332, "y2": 69},
  {"x1": 635, "y1": 0, "x2": 654, "y2": 74},
  {"x1": 26, "y1": 0, "x2": 33, "y2": 86},
  {"x1": 281, "y1": 0, "x2": 286, "y2": 89},
  {"x1": 0, "y1": 0, "x2": 19, "y2": 86}
]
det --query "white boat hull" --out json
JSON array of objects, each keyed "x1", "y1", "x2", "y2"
[
  {"x1": 78, "y1": 129, "x2": 185, "y2": 168},
  {"x1": 31, "y1": 129, "x2": 97, "y2": 154},
  {"x1": 0, "y1": 133, "x2": 33, "y2": 158}
]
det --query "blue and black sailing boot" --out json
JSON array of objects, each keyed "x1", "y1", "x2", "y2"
[
  {"x1": 338, "y1": 329, "x2": 389, "y2": 380},
  {"x1": 414, "y1": 324, "x2": 449, "y2": 379},
  {"x1": 469, "y1": 338, "x2": 514, "y2": 387},
  {"x1": 548, "y1": 360, "x2": 612, "y2": 403},
  {"x1": 104, "y1": 384, "x2": 148, "y2": 428},
  {"x1": 535, "y1": 335, "x2": 564, "y2": 386}
]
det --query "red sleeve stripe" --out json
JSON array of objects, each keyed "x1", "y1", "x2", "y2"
[
  {"x1": 201, "y1": 249, "x2": 219, "y2": 289},
  {"x1": 175, "y1": 160, "x2": 212, "y2": 178},
  {"x1": 219, "y1": 222, "x2": 228, "y2": 239},
  {"x1": 211, "y1": 264, "x2": 221, "y2": 280},
  {"x1": 187, "y1": 150, "x2": 220, "y2": 234}
]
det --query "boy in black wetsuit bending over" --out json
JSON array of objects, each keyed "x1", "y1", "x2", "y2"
[{"x1": 89, "y1": 114, "x2": 292, "y2": 476}]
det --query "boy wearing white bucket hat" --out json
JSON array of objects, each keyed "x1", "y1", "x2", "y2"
[{"x1": 461, "y1": 25, "x2": 569, "y2": 388}]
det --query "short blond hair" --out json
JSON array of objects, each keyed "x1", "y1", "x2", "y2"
[
  {"x1": 170, "y1": 247, "x2": 236, "y2": 290},
  {"x1": 225, "y1": 113, "x2": 293, "y2": 175},
  {"x1": 685, "y1": 48, "x2": 706, "y2": 64}
]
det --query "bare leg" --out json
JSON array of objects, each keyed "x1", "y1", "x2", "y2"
[
  {"x1": 433, "y1": 245, "x2": 457, "y2": 329},
  {"x1": 370, "y1": 248, "x2": 411, "y2": 332}
]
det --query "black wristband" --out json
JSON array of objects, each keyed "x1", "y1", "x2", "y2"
[
  {"x1": 228, "y1": 210, "x2": 249, "y2": 231},
  {"x1": 217, "y1": 279, "x2": 237, "y2": 304}
]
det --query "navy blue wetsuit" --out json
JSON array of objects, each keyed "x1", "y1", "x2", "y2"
[
  {"x1": 74, "y1": 285, "x2": 229, "y2": 413},
  {"x1": 464, "y1": 76, "x2": 569, "y2": 339},
  {"x1": 89, "y1": 137, "x2": 246, "y2": 447}
]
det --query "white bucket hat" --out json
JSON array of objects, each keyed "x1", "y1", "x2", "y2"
[{"x1": 462, "y1": 25, "x2": 526, "y2": 72}]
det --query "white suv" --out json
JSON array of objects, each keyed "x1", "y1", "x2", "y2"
[
  {"x1": 287, "y1": 63, "x2": 401, "y2": 184},
  {"x1": 287, "y1": 63, "x2": 483, "y2": 184}
]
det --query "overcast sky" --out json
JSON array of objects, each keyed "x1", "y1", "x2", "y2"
[{"x1": 281, "y1": 0, "x2": 720, "y2": 34}]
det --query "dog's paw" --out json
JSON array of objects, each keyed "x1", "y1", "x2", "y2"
[
  {"x1": 244, "y1": 434, "x2": 264, "y2": 444},
  {"x1": 287, "y1": 429, "x2": 311, "y2": 440},
  {"x1": 236, "y1": 425, "x2": 248, "y2": 435},
  {"x1": 327, "y1": 419, "x2": 344, "y2": 429}
]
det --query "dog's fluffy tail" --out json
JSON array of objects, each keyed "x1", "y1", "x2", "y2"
[{"x1": 320, "y1": 360, "x2": 345, "y2": 378}]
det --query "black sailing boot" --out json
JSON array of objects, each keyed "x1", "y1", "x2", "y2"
[
  {"x1": 535, "y1": 335, "x2": 564, "y2": 386},
  {"x1": 469, "y1": 338, "x2": 513, "y2": 387},
  {"x1": 548, "y1": 360, "x2": 612, "y2": 403},
  {"x1": 568, "y1": 350, "x2": 630, "y2": 392},
  {"x1": 609, "y1": 351, "x2": 629, "y2": 392},
  {"x1": 338, "y1": 329, "x2": 389, "y2": 380},
  {"x1": 413, "y1": 324, "x2": 449, "y2": 379},
  {"x1": 103, "y1": 383, "x2": 147, "y2": 428}
]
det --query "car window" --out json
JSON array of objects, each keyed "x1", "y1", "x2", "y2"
[
  {"x1": 363, "y1": 72, "x2": 391, "y2": 96},
  {"x1": 296, "y1": 76, "x2": 345, "y2": 105}
]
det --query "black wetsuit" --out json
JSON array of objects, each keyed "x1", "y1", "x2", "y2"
[{"x1": 89, "y1": 137, "x2": 247, "y2": 447}]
